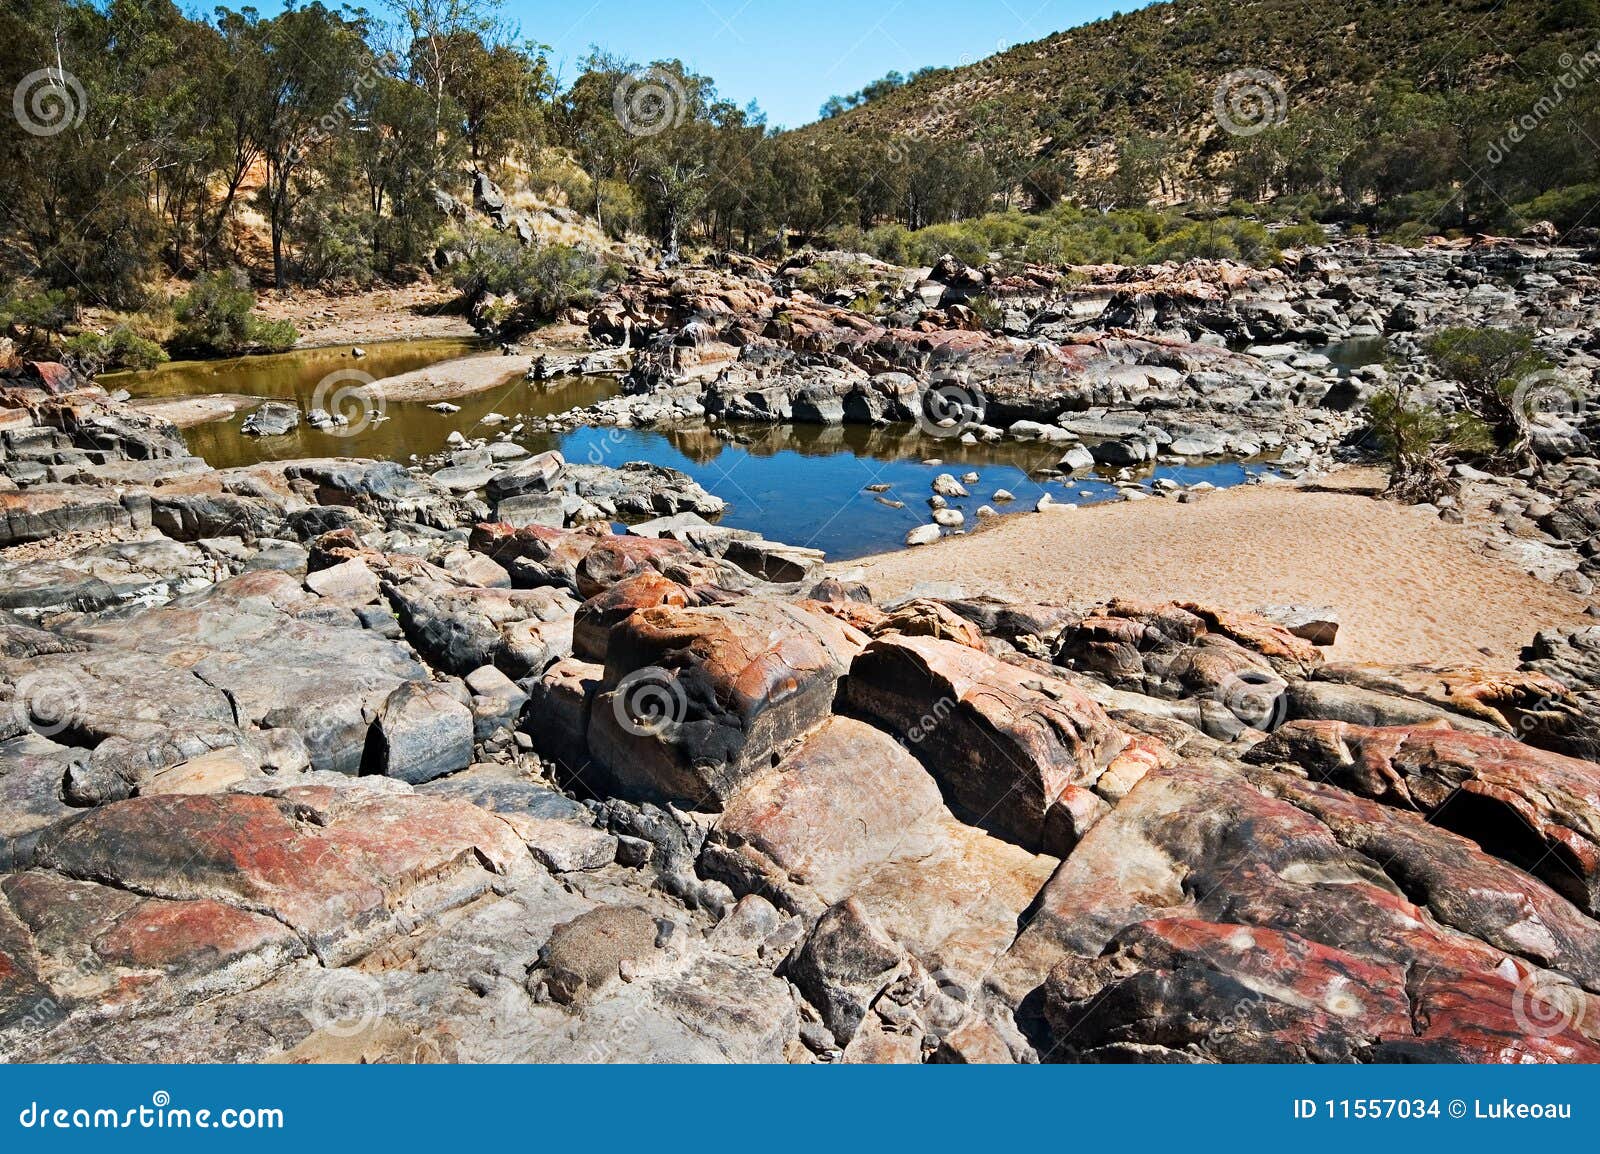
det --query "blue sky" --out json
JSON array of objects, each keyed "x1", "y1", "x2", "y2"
[
  {"x1": 235, "y1": 0, "x2": 1157, "y2": 128},
  {"x1": 471, "y1": 1, "x2": 1153, "y2": 129}
]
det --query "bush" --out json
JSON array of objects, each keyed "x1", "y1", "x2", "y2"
[
  {"x1": 1275, "y1": 221, "x2": 1329, "y2": 248},
  {"x1": 863, "y1": 223, "x2": 912, "y2": 265},
  {"x1": 1424, "y1": 327, "x2": 1549, "y2": 457},
  {"x1": 174, "y1": 270, "x2": 299, "y2": 355},
  {"x1": 1, "y1": 286, "x2": 79, "y2": 346},
  {"x1": 447, "y1": 229, "x2": 620, "y2": 333},
  {"x1": 62, "y1": 328, "x2": 168, "y2": 373},
  {"x1": 1389, "y1": 220, "x2": 1434, "y2": 247},
  {"x1": 1367, "y1": 383, "x2": 1493, "y2": 503},
  {"x1": 1514, "y1": 183, "x2": 1600, "y2": 232}
]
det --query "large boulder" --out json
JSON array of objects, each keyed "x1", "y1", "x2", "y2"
[
  {"x1": 369, "y1": 681, "x2": 474, "y2": 784},
  {"x1": 703, "y1": 716, "x2": 1057, "y2": 985},
  {"x1": 486, "y1": 451, "x2": 565, "y2": 503},
  {"x1": 997, "y1": 762, "x2": 1600, "y2": 1064},
  {"x1": 586, "y1": 601, "x2": 866, "y2": 808},
  {"x1": 387, "y1": 577, "x2": 577, "y2": 677},
  {"x1": 847, "y1": 635, "x2": 1129, "y2": 849}
]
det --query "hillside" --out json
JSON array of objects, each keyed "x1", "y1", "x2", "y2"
[{"x1": 798, "y1": 0, "x2": 1595, "y2": 203}]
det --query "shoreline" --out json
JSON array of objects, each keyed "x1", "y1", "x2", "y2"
[{"x1": 837, "y1": 470, "x2": 1595, "y2": 666}]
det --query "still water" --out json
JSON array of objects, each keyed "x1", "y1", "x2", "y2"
[{"x1": 112, "y1": 341, "x2": 1269, "y2": 560}]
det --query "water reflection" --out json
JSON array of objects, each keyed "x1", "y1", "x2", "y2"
[
  {"x1": 110, "y1": 339, "x2": 1271, "y2": 559},
  {"x1": 559, "y1": 423, "x2": 1264, "y2": 560}
]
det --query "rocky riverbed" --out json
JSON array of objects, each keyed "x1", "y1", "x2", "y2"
[
  {"x1": 0, "y1": 370, "x2": 1596, "y2": 1063},
  {"x1": 2, "y1": 235, "x2": 1600, "y2": 1064}
]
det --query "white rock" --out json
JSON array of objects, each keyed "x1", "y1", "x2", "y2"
[{"x1": 905, "y1": 525, "x2": 942, "y2": 547}]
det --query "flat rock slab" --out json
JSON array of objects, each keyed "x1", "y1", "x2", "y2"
[
  {"x1": 33, "y1": 788, "x2": 528, "y2": 966},
  {"x1": 0, "y1": 872, "x2": 305, "y2": 1031},
  {"x1": 0, "y1": 735, "x2": 82, "y2": 869},
  {"x1": 0, "y1": 488, "x2": 134, "y2": 546}
]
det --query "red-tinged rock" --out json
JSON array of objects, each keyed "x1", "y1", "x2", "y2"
[
  {"x1": 588, "y1": 600, "x2": 866, "y2": 808},
  {"x1": 1044, "y1": 917, "x2": 1415, "y2": 1063},
  {"x1": 0, "y1": 872, "x2": 305, "y2": 1011},
  {"x1": 705, "y1": 717, "x2": 948, "y2": 915},
  {"x1": 996, "y1": 761, "x2": 1600, "y2": 1063},
  {"x1": 12, "y1": 362, "x2": 76, "y2": 395},
  {"x1": 524, "y1": 658, "x2": 603, "y2": 780},
  {"x1": 1000, "y1": 764, "x2": 1494, "y2": 988},
  {"x1": 572, "y1": 572, "x2": 690, "y2": 663},
  {"x1": 0, "y1": 487, "x2": 134, "y2": 546},
  {"x1": 931, "y1": 1015, "x2": 1015, "y2": 1063},
  {"x1": 799, "y1": 598, "x2": 887, "y2": 635},
  {"x1": 704, "y1": 715, "x2": 1061, "y2": 981},
  {"x1": 1311, "y1": 662, "x2": 1576, "y2": 738},
  {"x1": 572, "y1": 535, "x2": 699, "y2": 599},
  {"x1": 1177, "y1": 602, "x2": 1323, "y2": 671},
  {"x1": 1251, "y1": 769, "x2": 1600, "y2": 991},
  {"x1": 0, "y1": 899, "x2": 64, "y2": 1038},
  {"x1": 33, "y1": 790, "x2": 527, "y2": 966},
  {"x1": 846, "y1": 634, "x2": 1127, "y2": 849},
  {"x1": 1392, "y1": 959, "x2": 1600, "y2": 1064},
  {"x1": 1053, "y1": 599, "x2": 1316, "y2": 711},
  {"x1": 869, "y1": 598, "x2": 985, "y2": 650},
  {"x1": 1247, "y1": 721, "x2": 1600, "y2": 917}
]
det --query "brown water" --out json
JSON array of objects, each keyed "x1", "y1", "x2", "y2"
[{"x1": 109, "y1": 339, "x2": 614, "y2": 466}]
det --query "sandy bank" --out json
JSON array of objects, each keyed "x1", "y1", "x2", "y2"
[{"x1": 839, "y1": 474, "x2": 1594, "y2": 666}]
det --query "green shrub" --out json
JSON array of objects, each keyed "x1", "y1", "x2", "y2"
[
  {"x1": 1423, "y1": 327, "x2": 1551, "y2": 459},
  {"x1": 1, "y1": 286, "x2": 78, "y2": 345},
  {"x1": 447, "y1": 229, "x2": 619, "y2": 330},
  {"x1": 1367, "y1": 383, "x2": 1494, "y2": 502},
  {"x1": 174, "y1": 270, "x2": 298, "y2": 355},
  {"x1": 968, "y1": 295, "x2": 1005, "y2": 329},
  {"x1": 792, "y1": 258, "x2": 857, "y2": 296},
  {"x1": 1514, "y1": 184, "x2": 1600, "y2": 232},
  {"x1": 1389, "y1": 221, "x2": 1434, "y2": 247},
  {"x1": 62, "y1": 328, "x2": 168, "y2": 373},
  {"x1": 864, "y1": 223, "x2": 912, "y2": 265},
  {"x1": 1275, "y1": 221, "x2": 1329, "y2": 248}
]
